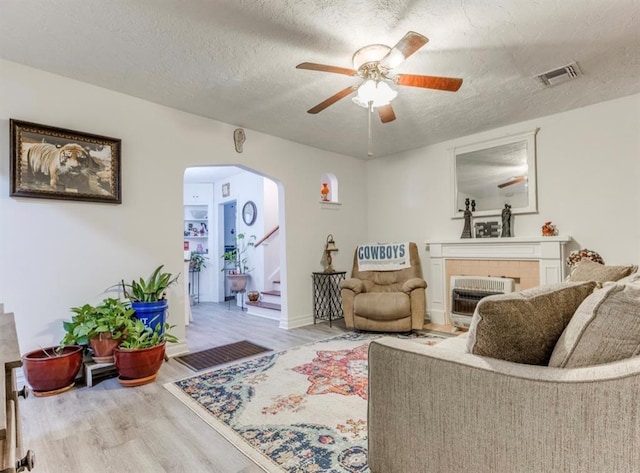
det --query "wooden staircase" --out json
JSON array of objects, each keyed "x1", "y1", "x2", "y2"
[{"x1": 246, "y1": 280, "x2": 281, "y2": 320}]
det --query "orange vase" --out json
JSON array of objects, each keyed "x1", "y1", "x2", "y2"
[{"x1": 320, "y1": 183, "x2": 330, "y2": 201}]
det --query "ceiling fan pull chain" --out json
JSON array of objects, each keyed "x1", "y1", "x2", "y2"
[{"x1": 368, "y1": 101, "x2": 373, "y2": 157}]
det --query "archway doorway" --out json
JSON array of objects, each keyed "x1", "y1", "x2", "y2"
[{"x1": 182, "y1": 165, "x2": 285, "y2": 341}]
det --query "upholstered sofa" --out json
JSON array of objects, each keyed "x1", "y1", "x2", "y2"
[
  {"x1": 368, "y1": 263, "x2": 640, "y2": 473},
  {"x1": 340, "y1": 242, "x2": 427, "y2": 332}
]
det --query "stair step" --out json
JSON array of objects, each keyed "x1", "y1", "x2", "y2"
[
  {"x1": 246, "y1": 301, "x2": 281, "y2": 311},
  {"x1": 261, "y1": 290, "x2": 281, "y2": 297}
]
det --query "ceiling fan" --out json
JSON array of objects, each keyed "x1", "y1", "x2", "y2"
[{"x1": 296, "y1": 31, "x2": 463, "y2": 124}]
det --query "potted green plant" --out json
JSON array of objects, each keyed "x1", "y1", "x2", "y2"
[
  {"x1": 113, "y1": 319, "x2": 178, "y2": 386},
  {"x1": 120, "y1": 265, "x2": 179, "y2": 334},
  {"x1": 60, "y1": 297, "x2": 134, "y2": 363},
  {"x1": 189, "y1": 252, "x2": 208, "y2": 272},
  {"x1": 221, "y1": 233, "x2": 256, "y2": 292},
  {"x1": 22, "y1": 298, "x2": 133, "y2": 395}
]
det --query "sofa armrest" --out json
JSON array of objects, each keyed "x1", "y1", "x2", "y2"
[
  {"x1": 368, "y1": 337, "x2": 640, "y2": 473},
  {"x1": 401, "y1": 277, "x2": 427, "y2": 293},
  {"x1": 339, "y1": 278, "x2": 366, "y2": 294}
]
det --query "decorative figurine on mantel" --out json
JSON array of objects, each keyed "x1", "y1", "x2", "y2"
[
  {"x1": 541, "y1": 221, "x2": 558, "y2": 236},
  {"x1": 501, "y1": 203, "x2": 512, "y2": 237},
  {"x1": 460, "y1": 198, "x2": 473, "y2": 239}
]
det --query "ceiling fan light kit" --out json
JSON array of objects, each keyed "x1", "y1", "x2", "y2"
[{"x1": 352, "y1": 79, "x2": 397, "y2": 108}]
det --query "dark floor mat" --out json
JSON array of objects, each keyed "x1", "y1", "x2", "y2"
[{"x1": 174, "y1": 340, "x2": 271, "y2": 372}]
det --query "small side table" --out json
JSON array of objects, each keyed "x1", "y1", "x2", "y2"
[
  {"x1": 312, "y1": 271, "x2": 346, "y2": 327},
  {"x1": 84, "y1": 360, "x2": 118, "y2": 387}
]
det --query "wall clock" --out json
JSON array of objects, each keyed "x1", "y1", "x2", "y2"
[{"x1": 242, "y1": 200, "x2": 257, "y2": 226}]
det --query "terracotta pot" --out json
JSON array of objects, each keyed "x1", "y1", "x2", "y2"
[
  {"x1": 227, "y1": 273, "x2": 248, "y2": 292},
  {"x1": 22, "y1": 345, "x2": 83, "y2": 393},
  {"x1": 114, "y1": 342, "x2": 165, "y2": 381},
  {"x1": 89, "y1": 333, "x2": 120, "y2": 363},
  {"x1": 247, "y1": 291, "x2": 260, "y2": 302}
]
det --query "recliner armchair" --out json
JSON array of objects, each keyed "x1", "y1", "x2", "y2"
[{"x1": 339, "y1": 242, "x2": 427, "y2": 332}]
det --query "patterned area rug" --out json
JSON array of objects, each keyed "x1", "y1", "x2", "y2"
[
  {"x1": 165, "y1": 331, "x2": 447, "y2": 472},
  {"x1": 174, "y1": 340, "x2": 271, "y2": 371}
]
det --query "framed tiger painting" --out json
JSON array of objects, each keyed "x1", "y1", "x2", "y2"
[{"x1": 9, "y1": 119, "x2": 121, "y2": 203}]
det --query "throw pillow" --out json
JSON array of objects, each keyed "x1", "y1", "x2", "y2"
[
  {"x1": 566, "y1": 259, "x2": 637, "y2": 283},
  {"x1": 549, "y1": 284, "x2": 640, "y2": 368},
  {"x1": 465, "y1": 281, "x2": 597, "y2": 365},
  {"x1": 603, "y1": 271, "x2": 640, "y2": 287}
]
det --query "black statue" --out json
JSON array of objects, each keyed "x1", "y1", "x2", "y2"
[
  {"x1": 501, "y1": 203, "x2": 512, "y2": 237},
  {"x1": 461, "y1": 198, "x2": 473, "y2": 239}
]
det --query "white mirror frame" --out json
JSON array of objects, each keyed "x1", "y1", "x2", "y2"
[{"x1": 451, "y1": 129, "x2": 539, "y2": 219}]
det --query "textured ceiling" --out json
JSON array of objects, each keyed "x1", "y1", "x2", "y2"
[{"x1": 1, "y1": 0, "x2": 639, "y2": 159}]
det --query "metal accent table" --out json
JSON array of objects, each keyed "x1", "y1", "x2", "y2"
[
  {"x1": 188, "y1": 269, "x2": 200, "y2": 305},
  {"x1": 312, "y1": 271, "x2": 346, "y2": 327}
]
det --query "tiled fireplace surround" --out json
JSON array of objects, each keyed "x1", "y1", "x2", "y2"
[{"x1": 425, "y1": 236, "x2": 572, "y2": 325}]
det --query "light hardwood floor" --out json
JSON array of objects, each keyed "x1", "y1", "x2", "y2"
[{"x1": 20, "y1": 303, "x2": 349, "y2": 473}]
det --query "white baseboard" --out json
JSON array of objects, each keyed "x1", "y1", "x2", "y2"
[
  {"x1": 279, "y1": 312, "x2": 313, "y2": 329},
  {"x1": 428, "y1": 309, "x2": 447, "y2": 325},
  {"x1": 166, "y1": 341, "x2": 189, "y2": 357}
]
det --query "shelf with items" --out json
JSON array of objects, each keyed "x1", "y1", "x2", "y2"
[
  {"x1": 184, "y1": 220, "x2": 209, "y2": 238},
  {"x1": 183, "y1": 217, "x2": 209, "y2": 257},
  {"x1": 184, "y1": 242, "x2": 209, "y2": 258},
  {"x1": 183, "y1": 194, "x2": 213, "y2": 301}
]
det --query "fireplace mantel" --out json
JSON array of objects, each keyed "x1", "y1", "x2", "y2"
[{"x1": 424, "y1": 235, "x2": 573, "y2": 325}]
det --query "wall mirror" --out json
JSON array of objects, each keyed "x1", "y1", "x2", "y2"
[{"x1": 452, "y1": 129, "x2": 538, "y2": 219}]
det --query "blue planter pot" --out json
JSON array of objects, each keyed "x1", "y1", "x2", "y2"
[{"x1": 131, "y1": 300, "x2": 168, "y2": 334}]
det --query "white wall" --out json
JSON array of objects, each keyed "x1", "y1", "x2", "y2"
[
  {"x1": 262, "y1": 178, "x2": 280, "y2": 286},
  {"x1": 367, "y1": 94, "x2": 640, "y2": 311},
  {"x1": 0, "y1": 59, "x2": 368, "y2": 353}
]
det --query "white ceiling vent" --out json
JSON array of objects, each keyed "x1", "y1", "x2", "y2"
[{"x1": 537, "y1": 62, "x2": 582, "y2": 87}]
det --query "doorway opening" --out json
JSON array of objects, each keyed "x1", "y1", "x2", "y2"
[{"x1": 183, "y1": 165, "x2": 285, "y2": 339}]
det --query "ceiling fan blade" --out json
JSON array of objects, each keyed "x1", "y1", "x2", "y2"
[
  {"x1": 378, "y1": 104, "x2": 396, "y2": 123},
  {"x1": 379, "y1": 31, "x2": 429, "y2": 70},
  {"x1": 296, "y1": 62, "x2": 357, "y2": 76},
  {"x1": 497, "y1": 176, "x2": 527, "y2": 189},
  {"x1": 395, "y1": 74, "x2": 463, "y2": 92},
  {"x1": 307, "y1": 86, "x2": 356, "y2": 114}
]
